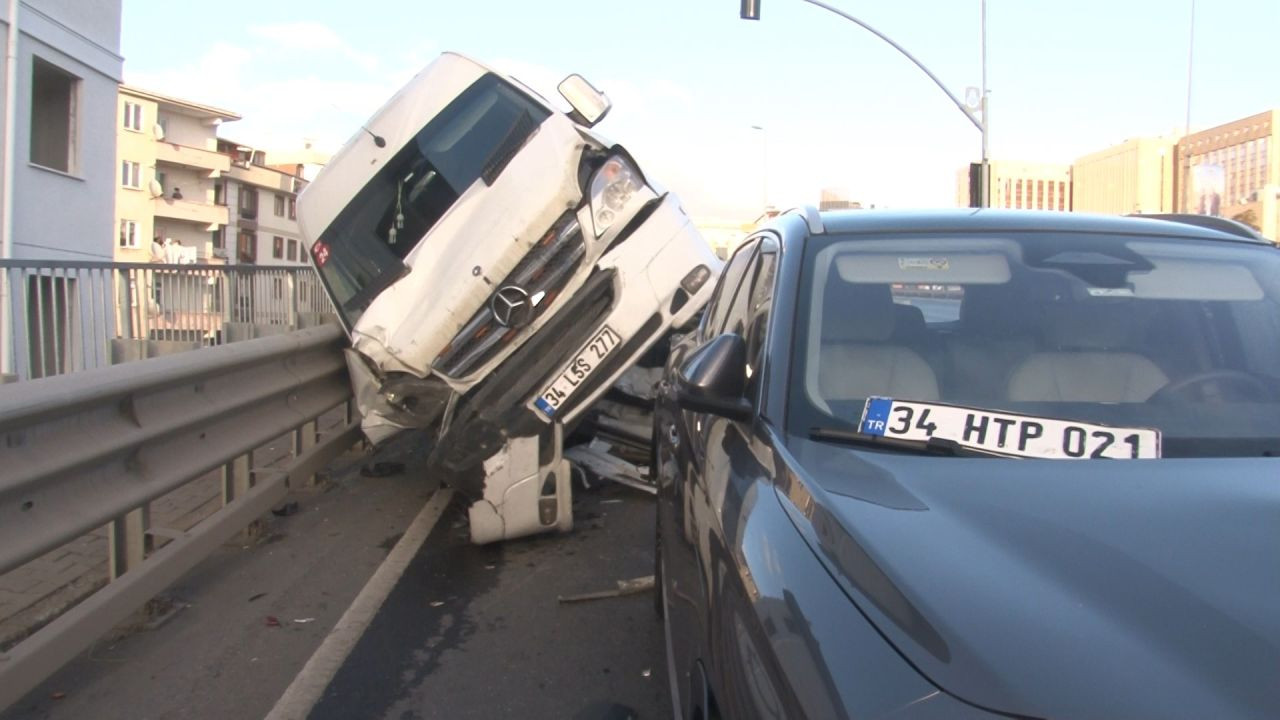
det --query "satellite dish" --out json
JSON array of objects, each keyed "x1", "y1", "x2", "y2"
[
  {"x1": 153, "y1": 123, "x2": 165, "y2": 141},
  {"x1": 148, "y1": 179, "x2": 163, "y2": 198}
]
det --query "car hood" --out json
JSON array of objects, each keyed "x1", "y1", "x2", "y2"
[{"x1": 783, "y1": 438, "x2": 1280, "y2": 720}]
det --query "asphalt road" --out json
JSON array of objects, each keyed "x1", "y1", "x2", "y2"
[
  {"x1": 2, "y1": 428, "x2": 670, "y2": 720},
  {"x1": 308, "y1": 481, "x2": 670, "y2": 720}
]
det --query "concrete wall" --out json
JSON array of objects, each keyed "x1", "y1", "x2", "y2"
[
  {"x1": 3, "y1": 0, "x2": 122, "y2": 261},
  {"x1": 160, "y1": 110, "x2": 216, "y2": 151}
]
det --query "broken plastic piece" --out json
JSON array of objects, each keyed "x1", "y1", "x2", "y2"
[{"x1": 558, "y1": 575, "x2": 655, "y2": 603}]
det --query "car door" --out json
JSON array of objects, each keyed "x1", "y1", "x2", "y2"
[
  {"x1": 658, "y1": 235, "x2": 782, "y2": 719},
  {"x1": 657, "y1": 238, "x2": 758, "y2": 717}
]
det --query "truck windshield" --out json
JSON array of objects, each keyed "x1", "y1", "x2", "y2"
[
  {"x1": 789, "y1": 232, "x2": 1280, "y2": 458},
  {"x1": 311, "y1": 73, "x2": 551, "y2": 327}
]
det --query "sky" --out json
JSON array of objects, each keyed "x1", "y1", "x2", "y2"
[{"x1": 121, "y1": 0, "x2": 1280, "y2": 222}]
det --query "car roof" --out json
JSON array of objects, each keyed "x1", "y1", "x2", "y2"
[{"x1": 769, "y1": 208, "x2": 1272, "y2": 246}]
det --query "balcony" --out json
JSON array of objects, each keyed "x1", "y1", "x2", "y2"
[
  {"x1": 153, "y1": 197, "x2": 229, "y2": 228},
  {"x1": 156, "y1": 142, "x2": 231, "y2": 175},
  {"x1": 226, "y1": 162, "x2": 295, "y2": 192}
]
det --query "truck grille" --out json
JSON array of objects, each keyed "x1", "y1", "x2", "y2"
[{"x1": 434, "y1": 211, "x2": 586, "y2": 378}]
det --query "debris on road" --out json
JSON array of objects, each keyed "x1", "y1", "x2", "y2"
[
  {"x1": 270, "y1": 501, "x2": 300, "y2": 517},
  {"x1": 558, "y1": 575, "x2": 656, "y2": 604},
  {"x1": 360, "y1": 461, "x2": 405, "y2": 478},
  {"x1": 293, "y1": 617, "x2": 316, "y2": 624},
  {"x1": 247, "y1": 593, "x2": 267, "y2": 603},
  {"x1": 565, "y1": 440, "x2": 655, "y2": 496},
  {"x1": 265, "y1": 615, "x2": 281, "y2": 628}
]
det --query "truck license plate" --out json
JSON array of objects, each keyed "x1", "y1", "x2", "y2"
[{"x1": 534, "y1": 325, "x2": 622, "y2": 419}]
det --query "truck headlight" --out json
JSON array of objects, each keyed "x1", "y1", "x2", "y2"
[{"x1": 589, "y1": 155, "x2": 643, "y2": 236}]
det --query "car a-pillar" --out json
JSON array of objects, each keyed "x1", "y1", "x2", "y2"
[{"x1": 466, "y1": 422, "x2": 573, "y2": 544}]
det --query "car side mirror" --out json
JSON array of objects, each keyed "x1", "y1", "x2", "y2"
[
  {"x1": 676, "y1": 333, "x2": 752, "y2": 421},
  {"x1": 557, "y1": 74, "x2": 611, "y2": 127}
]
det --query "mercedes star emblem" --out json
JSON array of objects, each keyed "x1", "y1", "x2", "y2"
[{"x1": 490, "y1": 285, "x2": 533, "y2": 328}]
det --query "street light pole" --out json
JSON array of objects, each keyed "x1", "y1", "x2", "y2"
[
  {"x1": 980, "y1": 0, "x2": 990, "y2": 208},
  {"x1": 750, "y1": 125, "x2": 768, "y2": 209},
  {"x1": 741, "y1": 0, "x2": 991, "y2": 207}
]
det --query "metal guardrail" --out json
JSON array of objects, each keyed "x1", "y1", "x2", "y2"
[
  {"x1": 0, "y1": 260, "x2": 335, "y2": 382},
  {"x1": 0, "y1": 324, "x2": 360, "y2": 710}
]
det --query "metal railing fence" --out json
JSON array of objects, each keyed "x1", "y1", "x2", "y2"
[
  {"x1": 0, "y1": 324, "x2": 360, "y2": 711},
  {"x1": 0, "y1": 260, "x2": 336, "y2": 382}
]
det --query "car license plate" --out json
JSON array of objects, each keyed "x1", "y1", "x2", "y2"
[
  {"x1": 533, "y1": 325, "x2": 622, "y2": 419},
  {"x1": 858, "y1": 397, "x2": 1161, "y2": 459}
]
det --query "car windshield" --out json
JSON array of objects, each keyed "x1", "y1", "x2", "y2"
[
  {"x1": 312, "y1": 73, "x2": 551, "y2": 327},
  {"x1": 789, "y1": 231, "x2": 1280, "y2": 458}
]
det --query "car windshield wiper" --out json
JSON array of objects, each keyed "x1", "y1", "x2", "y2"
[{"x1": 808, "y1": 427, "x2": 1003, "y2": 458}]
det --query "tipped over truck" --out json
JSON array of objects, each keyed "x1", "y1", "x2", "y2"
[{"x1": 297, "y1": 52, "x2": 720, "y2": 543}]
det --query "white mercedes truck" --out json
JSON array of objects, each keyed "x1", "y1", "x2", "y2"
[{"x1": 297, "y1": 52, "x2": 719, "y2": 543}]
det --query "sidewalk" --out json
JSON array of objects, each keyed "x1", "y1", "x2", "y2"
[{"x1": 0, "y1": 411, "x2": 349, "y2": 652}]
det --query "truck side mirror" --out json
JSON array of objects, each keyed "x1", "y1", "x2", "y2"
[{"x1": 557, "y1": 74, "x2": 611, "y2": 127}]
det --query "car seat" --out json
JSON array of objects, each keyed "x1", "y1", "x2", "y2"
[
  {"x1": 818, "y1": 282, "x2": 940, "y2": 402},
  {"x1": 1006, "y1": 302, "x2": 1168, "y2": 402}
]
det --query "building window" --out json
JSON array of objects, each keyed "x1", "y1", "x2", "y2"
[
  {"x1": 214, "y1": 181, "x2": 226, "y2": 206},
  {"x1": 287, "y1": 196, "x2": 297, "y2": 220},
  {"x1": 119, "y1": 219, "x2": 139, "y2": 248},
  {"x1": 272, "y1": 235, "x2": 284, "y2": 259},
  {"x1": 237, "y1": 231, "x2": 257, "y2": 263},
  {"x1": 30, "y1": 57, "x2": 79, "y2": 173},
  {"x1": 287, "y1": 238, "x2": 298, "y2": 261},
  {"x1": 274, "y1": 194, "x2": 285, "y2": 216},
  {"x1": 122, "y1": 100, "x2": 143, "y2": 131},
  {"x1": 211, "y1": 226, "x2": 225, "y2": 250},
  {"x1": 121, "y1": 160, "x2": 141, "y2": 188},
  {"x1": 239, "y1": 186, "x2": 259, "y2": 219}
]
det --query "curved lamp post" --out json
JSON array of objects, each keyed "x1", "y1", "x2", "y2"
[{"x1": 741, "y1": 0, "x2": 991, "y2": 208}]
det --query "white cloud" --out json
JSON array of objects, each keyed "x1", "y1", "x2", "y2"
[{"x1": 247, "y1": 21, "x2": 380, "y2": 73}]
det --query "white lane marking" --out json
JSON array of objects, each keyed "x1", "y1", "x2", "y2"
[{"x1": 263, "y1": 488, "x2": 455, "y2": 720}]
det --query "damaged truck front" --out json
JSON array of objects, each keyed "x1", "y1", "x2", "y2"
[{"x1": 297, "y1": 52, "x2": 719, "y2": 543}]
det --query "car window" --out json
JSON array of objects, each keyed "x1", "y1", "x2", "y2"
[
  {"x1": 743, "y1": 237, "x2": 779, "y2": 395},
  {"x1": 787, "y1": 231, "x2": 1280, "y2": 458},
  {"x1": 701, "y1": 239, "x2": 758, "y2": 341}
]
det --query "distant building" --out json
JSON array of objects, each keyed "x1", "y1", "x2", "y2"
[
  {"x1": 115, "y1": 85, "x2": 239, "y2": 264},
  {"x1": 1175, "y1": 109, "x2": 1278, "y2": 241},
  {"x1": 1073, "y1": 136, "x2": 1179, "y2": 215},
  {"x1": 956, "y1": 161, "x2": 1072, "y2": 211},
  {"x1": 818, "y1": 187, "x2": 862, "y2": 211},
  {"x1": 4, "y1": 0, "x2": 123, "y2": 260},
  {"x1": 695, "y1": 218, "x2": 753, "y2": 261},
  {"x1": 217, "y1": 139, "x2": 309, "y2": 267}
]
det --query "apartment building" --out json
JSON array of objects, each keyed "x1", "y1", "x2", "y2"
[
  {"x1": 115, "y1": 85, "x2": 239, "y2": 263},
  {"x1": 1175, "y1": 110, "x2": 1278, "y2": 241},
  {"x1": 1072, "y1": 136, "x2": 1179, "y2": 215},
  {"x1": 4, "y1": 0, "x2": 122, "y2": 260},
  {"x1": 955, "y1": 161, "x2": 1072, "y2": 211},
  {"x1": 217, "y1": 140, "x2": 309, "y2": 267}
]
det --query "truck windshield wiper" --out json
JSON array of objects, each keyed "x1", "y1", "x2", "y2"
[{"x1": 808, "y1": 427, "x2": 1002, "y2": 458}]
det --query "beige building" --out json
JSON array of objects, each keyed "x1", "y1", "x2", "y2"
[
  {"x1": 1073, "y1": 136, "x2": 1179, "y2": 215},
  {"x1": 1175, "y1": 109, "x2": 1279, "y2": 241},
  {"x1": 115, "y1": 86, "x2": 239, "y2": 263},
  {"x1": 216, "y1": 139, "x2": 310, "y2": 267},
  {"x1": 956, "y1": 161, "x2": 1072, "y2": 211}
]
